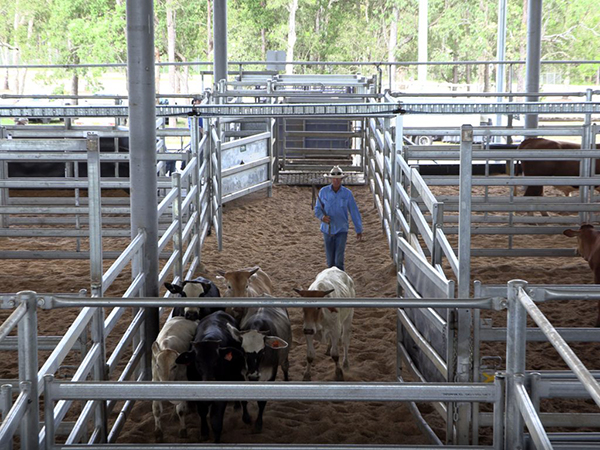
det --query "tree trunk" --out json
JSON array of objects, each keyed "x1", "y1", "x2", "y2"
[
  {"x1": 71, "y1": 72, "x2": 79, "y2": 105},
  {"x1": 286, "y1": 0, "x2": 299, "y2": 75},
  {"x1": 166, "y1": 1, "x2": 179, "y2": 94},
  {"x1": 155, "y1": 47, "x2": 161, "y2": 92},
  {"x1": 2, "y1": 47, "x2": 10, "y2": 90},
  {"x1": 484, "y1": 64, "x2": 490, "y2": 92},
  {"x1": 517, "y1": 0, "x2": 528, "y2": 95},
  {"x1": 388, "y1": 2, "x2": 399, "y2": 89},
  {"x1": 12, "y1": 6, "x2": 20, "y2": 94},
  {"x1": 207, "y1": 0, "x2": 213, "y2": 59}
]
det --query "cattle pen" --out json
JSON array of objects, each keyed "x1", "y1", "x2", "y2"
[{"x1": 1, "y1": 74, "x2": 600, "y2": 449}]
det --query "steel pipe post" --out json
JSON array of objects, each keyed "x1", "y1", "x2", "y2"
[
  {"x1": 524, "y1": 0, "x2": 543, "y2": 130},
  {"x1": 456, "y1": 124, "x2": 474, "y2": 445},
  {"x1": 44, "y1": 376, "x2": 55, "y2": 450},
  {"x1": 213, "y1": 0, "x2": 228, "y2": 88},
  {"x1": 0, "y1": 383, "x2": 13, "y2": 450},
  {"x1": 0, "y1": 126, "x2": 8, "y2": 229},
  {"x1": 17, "y1": 292, "x2": 39, "y2": 450},
  {"x1": 172, "y1": 174, "x2": 183, "y2": 283},
  {"x1": 505, "y1": 279, "x2": 528, "y2": 450},
  {"x1": 492, "y1": 373, "x2": 505, "y2": 450},
  {"x1": 126, "y1": 0, "x2": 160, "y2": 378}
]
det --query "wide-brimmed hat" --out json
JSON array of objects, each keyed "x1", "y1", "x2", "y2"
[{"x1": 325, "y1": 166, "x2": 347, "y2": 179}]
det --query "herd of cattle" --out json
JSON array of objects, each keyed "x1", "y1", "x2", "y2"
[{"x1": 153, "y1": 266, "x2": 355, "y2": 442}]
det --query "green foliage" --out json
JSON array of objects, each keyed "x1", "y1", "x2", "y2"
[{"x1": 1, "y1": 0, "x2": 598, "y2": 88}]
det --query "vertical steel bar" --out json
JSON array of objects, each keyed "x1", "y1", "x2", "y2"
[
  {"x1": 17, "y1": 291, "x2": 39, "y2": 450},
  {"x1": 505, "y1": 279, "x2": 528, "y2": 450},
  {"x1": 495, "y1": 0, "x2": 508, "y2": 134},
  {"x1": 44, "y1": 376, "x2": 55, "y2": 450},
  {"x1": 530, "y1": 372, "x2": 542, "y2": 414},
  {"x1": 87, "y1": 140, "x2": 108, "y2": 442},
  {"x1": 126, "y1": 0, "x2": 160, "y2": 376},
  {"x1": 493, "y1": 372, "x2": 506, "y2": 450},
  {"x1": 191, "y1": 118, "x2": 203, "y2": 267},
  {"x1": 456, "y1": 124, "x2": 473, "y2": 445},
  {"x1": 172, "y1": 173, "x2": 183, "y2": 282},
  {"x1": 0, "y1": 384, "x2": 13, "y2": 450},
  {"x1": 472, "y1": 280, "x2": 482, "y2": 445},
  {"x1": 390, "y1": 113, "x2": 400, "y2": 263},
  {"x1": 207, "y1": 119, "x2": 214, "y2": 237},
  {"x1": 216, "y1": 124, "x2": 223, "y2": 251},
  {"x1": 524, "y1": 0, "x2": 543, "y2": 130},
  {"x1": 580, "y1": 88, "x2": 594, "y2": 224},
  {"x1": 213, "y1": 0, "x2": 228, "y2": 88},
  {"x1": 267, "y1": 80, "x2": 274, "y2": 198},
  {"x1": 0, "y1": 126, "x2": 9, "y2": 229},
  {"x1": 87, "y1": 134, "x2": 103, "y2": 298}
]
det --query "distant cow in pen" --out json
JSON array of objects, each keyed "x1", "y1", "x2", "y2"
[{"x1": 563, "y1": 224, "x2": 600, "y2": 327}]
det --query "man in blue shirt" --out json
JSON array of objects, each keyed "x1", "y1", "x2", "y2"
[{"x1": 314, "y1": 166, "x2": 363, "y2": 271}]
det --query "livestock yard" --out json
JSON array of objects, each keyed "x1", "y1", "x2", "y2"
[{"x1": 1, "y1": 71, "x2": 600, "y2": 450}]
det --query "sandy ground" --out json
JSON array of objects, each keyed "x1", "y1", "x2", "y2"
[{"x1": 0, "y1": 183, "x2": 598, "y2": 445}]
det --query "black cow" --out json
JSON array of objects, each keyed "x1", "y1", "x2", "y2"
[
  {"x1": 164, "y1": 276, "x2": 223, "y2": 321},
  {"x1": 176, "y1": 311, "x2": 250, "y2": 442},
  {"x1": 227, "y1": 307, "x2": 291, "y2": 432}
]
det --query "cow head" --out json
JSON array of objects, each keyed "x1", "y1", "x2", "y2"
[
  {"x1": 175, "y1": 340, "x2": 246, "y2": 382},
  {"x1": 151, "y1": 342, "x2": 184, "y2": 382},
  {"x1": 216, "y1": 267, "x2": 260, "y2": 297},
  {"x1": 227, "y1": 325, "x2": 288, "y2": 381},
  {"x1": 293, "y1": 288, "x2": 335, "y2": 336},
  {"x1": 564, "y1": 224, "x2": 597, "y2": 261},
  {"x1": 164, "y1": 280, "x2": 208, "y2": 321}
]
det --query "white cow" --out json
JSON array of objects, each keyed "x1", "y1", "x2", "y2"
[
  {"x1": 294, "y1": 266, "x2": 355, "y2": 381},
  {"x1": 151, "y1": 316, "x2": 198, "y2": 441}
]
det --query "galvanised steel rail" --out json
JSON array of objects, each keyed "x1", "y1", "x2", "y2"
[
  {"x1": 37, "y1": 295, "x2": 506, "y2": 311},
  {"x1": 1, "y1": 101, "x2": 600, "y2": 119}
]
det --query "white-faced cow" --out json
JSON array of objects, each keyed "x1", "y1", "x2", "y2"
[
  {"x1": 294, "y1": 266, "x2": 355, "y2": 381},
  {"x1": 564, "y1": 224, "x2": 600, "y2": 326},
  {"x1": 164, "y1": 276, "x2": 222, "y2": 321},
  {"x1": 227, "y1": 306, "x2": 292, "y2": 432},
  {"x1": 216, "y1": 267, "x2": 273, "y2": 320},
  {"x1": 517, "y1": 138, "x2": 600, "y2": 198},
  {"x1": 175, "y1": 311, "x2": 250, "y2": 443},
  {"x1": 151, "y1": 316, "x2": 198, "y2": 441}
]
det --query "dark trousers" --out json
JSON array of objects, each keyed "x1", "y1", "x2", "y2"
[{"x1": 323, "y1": 232, "x2": 348, "y2": 272}]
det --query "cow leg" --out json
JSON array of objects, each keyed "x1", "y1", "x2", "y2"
[
  {"x1": 152, "y1": 400, "x2": 164, "y2": 442},
  {"x1": 197, "y1": 402, "x2": 210, "y2": 440},
  {"x1": 328, "y1": 323, "x2": 343, "y2": 381},
  {"x1": 303, "y1": 334, "x2": 316, "y2": 381},
  {"x1": 341, "y1": 320, "x2": 352, "y2": 370},
  {"x1": 282, "y1": 356, "x2": 290, "y2": 381},
  {"x1": 176, "y1": 401, "x2": 188, "y2": 438},
  {"x1": 210, "y1": 401, "x2": 228, "y2": 443},
  {"x1": 596, "y1": 300, "x2": 600, "y2": 327},
  {"x1": 241, "y1": 401, "x2": 251, "y2": 424},
  {"x1": 253, "y1": 401, "x2": 267, "y2": 433}
]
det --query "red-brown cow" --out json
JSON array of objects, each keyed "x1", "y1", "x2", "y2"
[
  {"x1": 517, "y1": 138, "x2": 600, "y2": 197},
  {"x1": 563, "y1": 224, "x2": 600, "y2": 326}
]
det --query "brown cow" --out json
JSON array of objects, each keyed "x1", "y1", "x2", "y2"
[
  {"x1": 215, "y1": 267, "x2": 273, "y2": 321},
  {"x1": 563, "y1": 224, "x2": 600, "y2": 326},
  {"x1": 517, "y1": 138, "x2": 600, "y2": 197}
]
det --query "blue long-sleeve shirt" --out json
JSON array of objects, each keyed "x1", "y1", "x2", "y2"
[{"x1": 314, "y1": 185, "x2": 363, "y2": 235}]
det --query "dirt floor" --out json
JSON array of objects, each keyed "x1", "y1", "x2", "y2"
[{"x1": 0, "y1": 182, "x2": 598, "y2": 445}]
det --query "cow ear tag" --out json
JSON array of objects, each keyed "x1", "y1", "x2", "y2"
[
  {"x1": 224, "y1": 351, "x2": 233, "y2": 361},
  {"x1": 271, "y1": 340, "x2": 281, "y2": 348}
]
